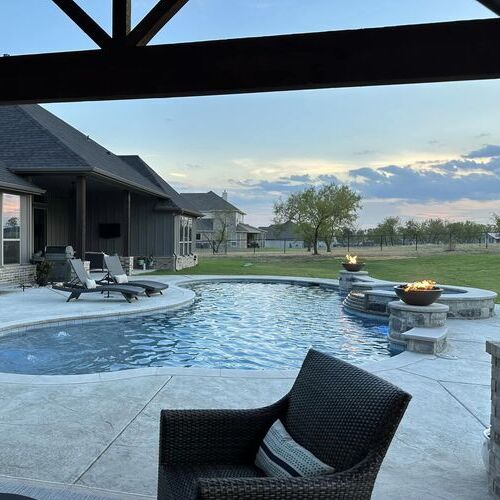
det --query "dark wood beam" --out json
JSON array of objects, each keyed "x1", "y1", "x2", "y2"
[
  {"x1": 51, "y1": 0, "x2": 112, "y2": 49},
  {"x1": 477, "y1": 0, "x2": 500, "y2": 15},
  {"x1": 113, "y1": 0, "x2": 132, "y2": 41},
  {"x1": 127, "y1": 0, "x2": 189, "y2": 46},
  {"x1": 2, "y1": 18, "x2": 500, "y2": 104},
  {"x1": 75, "y1": 176, "x2": 87, "y2": 260}
]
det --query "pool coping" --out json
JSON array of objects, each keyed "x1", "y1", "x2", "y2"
[{"x1": 0, "y1": 274, "x2": 435, "y2": 384}]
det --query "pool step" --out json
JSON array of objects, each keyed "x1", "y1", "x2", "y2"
[{"x1": 343, "y1": 291, "x2": 389, "y2": 317}]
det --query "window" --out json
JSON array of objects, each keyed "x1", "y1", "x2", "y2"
[
  {"x1": 179, "y1": 216, "x2": 193, "y2": 256},
  {"x1": 2, "y1": 194, "x2": 21, "y2": 265}
]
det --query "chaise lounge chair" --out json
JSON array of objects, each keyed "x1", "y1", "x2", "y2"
[
  {"x1": 102, "y1": 255, "x2": 168, "y2": 296},
  {"x1": 157, "y1": 349, "x2": 411, "y2": 500},
  {"x1": 52, "y1": 259, "x2": 144, "y2": 303}
]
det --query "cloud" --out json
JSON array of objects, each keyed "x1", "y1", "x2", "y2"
[{"x1": 463, "y1": 144, "x2": 500, "y2": 158}]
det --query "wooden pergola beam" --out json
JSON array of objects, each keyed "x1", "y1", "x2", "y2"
[
  {"x1": 2, "y1": 18, "x2": 500, "y2": 104},
  {"x1": 113, "y1": 0, "x2": 132, "y2": 41},
  {"x1": 51, "y1": 0, "x2": 112, "y2": 49},
  {"x1": 477, "y1": 0, "x2": 500, "y2": 15},
  {"x1": 127, "y1": 0, "x2": 190, "y2": 46}
]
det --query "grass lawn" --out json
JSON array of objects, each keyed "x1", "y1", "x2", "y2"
[{"x1": 150, "y1": 253, "x2": 500, "y2": 300}]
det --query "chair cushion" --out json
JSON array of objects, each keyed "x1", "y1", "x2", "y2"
[
  {"x1": 255, "y1": 419, "x2": 334, "y2": 478},
  {"x1": 84, "y1": 278, "x2": 96, "y2": 289},
  {"x1": 114, "y1": 273, "x2": 128, "y2": 284},
  {"x1": 159, "y1": 464, "x2": 265, "y2": 500}
]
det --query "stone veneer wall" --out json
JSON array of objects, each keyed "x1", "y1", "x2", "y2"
[
  {"x1": 119, "y1": 256, "x2": 134, "y2": 275},
  {"x1": 0, "y1": 264, "x2": 36, "y2": 285},
  {"x1": 487, "y1": 341, "x2": 500, "y2": 499},
  {"x1": 149, "y1": 255, "x2": 198, "y2": 272}
]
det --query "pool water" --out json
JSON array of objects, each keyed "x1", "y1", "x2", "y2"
[{"x1": 0, "y1": 282, "x2": 390, "y2": 375}]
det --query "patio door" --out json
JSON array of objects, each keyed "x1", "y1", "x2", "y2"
[{"x1": 33, "y1": 207, "x2": 47, "y2": 254}]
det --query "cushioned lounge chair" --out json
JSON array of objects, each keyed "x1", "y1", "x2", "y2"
[
  {"x1": 103, "y1": 255, "x2": 168, "y2": 296},
  {"x1": 157, "y1": 349, "x2": 411, "y2": 500},
  {"x1": 52, "y1": 259, "x2": 143, "y2": 303}
]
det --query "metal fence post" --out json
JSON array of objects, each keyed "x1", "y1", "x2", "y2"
[
  {"x1": 486, "y1": 231, "x2": 488, "y2": 248},
  {"x1": 347, "y1": 232, "x2": 350, "y2": 252},
  {"x1": 415, "y1": 233, "x2": 418, "y2": 251},
  {"x1": 283, "y1": 239, "x2": 286, "y2": 254},
  {"x1": 380, "y1": 235, "x2": 383, "y2": 251}
]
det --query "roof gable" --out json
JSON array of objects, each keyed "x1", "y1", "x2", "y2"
[
  {"x1": 0, "y1": 159, "x2": 44, "y2": 194},
  {"x1": 0, "y1": 105, "x2": 166, "y2": 197},
  {"x1": 181, "y1": 191, "x2": 244, "y2": 214}
]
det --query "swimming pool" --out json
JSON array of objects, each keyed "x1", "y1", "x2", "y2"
[{"x1": 0, "y1": 282, "x2": 390, "y2": 374}]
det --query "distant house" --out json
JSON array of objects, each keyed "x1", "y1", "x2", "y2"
[
  {"x1": 487, "y1": 232, "x2": 500, "y2": 244},
  {"x1": 259, "y1": 221, "x2": 305, "y2": 249},
  {"x1": 182, "y1": 191, "x2": 265, "y2": 249},
  {"x1": 0, "y1": 104, "x2": 201, "y2": 283}
]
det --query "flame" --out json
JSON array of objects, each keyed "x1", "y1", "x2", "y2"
[
  {"x1": 345, "y1": 254, "x2": 358, "y2": 264},
  {"x1": 403, "y1": 280, "x2": 437, "y2": 292}
]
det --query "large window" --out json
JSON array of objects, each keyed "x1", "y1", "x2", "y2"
[
  {"x1": 2, "y1": 194, "x2": 21, "y2": 265},
  {"x1": 179, "y1": 216, "x2": 193, "y2": 256}
]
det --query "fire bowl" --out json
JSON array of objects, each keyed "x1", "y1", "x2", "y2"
[
  {"x1": 342, "y1": 262, "x2": 365, "y2": 272},
  {"x1": 394, "y1": 285, "x2": 443, "y2": 306}
]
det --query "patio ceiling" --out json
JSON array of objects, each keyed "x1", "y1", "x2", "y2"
[{"x1": 0, "y1": 1, "x2": 499, "y2": 104}]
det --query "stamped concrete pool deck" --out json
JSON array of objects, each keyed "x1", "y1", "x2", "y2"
[{"x1": 0, "y1": 274, "x2": 497, "y2": 499}]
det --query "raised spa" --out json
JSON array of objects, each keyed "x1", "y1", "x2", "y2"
[{"x1": 0, "y1": 282, "x2": 390, "y2": 375}]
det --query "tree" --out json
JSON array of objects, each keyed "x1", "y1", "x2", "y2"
[
  {"x1": 200, "y1": 211, "x2": 232, "y2": 254},
  {"x1": 372, "y1": 217, "x2": 400, "y2": 245},
  {"x1": 492, "y1": 213, "x2": 500, "y2": 232},
  {"x1": 273, "y1": 183, "x2": 361, "y2": 255}
]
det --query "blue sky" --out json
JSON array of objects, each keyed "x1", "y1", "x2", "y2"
[{"x1": 1, "y1": 0, "x2": 499, "y2": 227}]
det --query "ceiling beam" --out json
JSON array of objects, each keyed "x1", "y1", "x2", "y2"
[
  {"x1": 477, "y1": 0, "x2": 500, "y2": 15},
  {"x1": 2, "y1": 18, "x2": 500, "y2": 104},
  {"x1": 113, "y1": 0, "x2": 132, "y2": 41},
  {"x1": 127, "y1": 0, "x2": 189, "y2": 46},
  {"x1": 51, "y1": 0, "x2": 112, "y2": 49}
]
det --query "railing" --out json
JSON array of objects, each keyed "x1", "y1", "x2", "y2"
[{"x1": 194, "y1": 232, "x2": 499, "y2": 255}]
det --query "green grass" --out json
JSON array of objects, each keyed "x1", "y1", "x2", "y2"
[{"x1": 150, "y1": 253, "x2": 500, "y2": 300}]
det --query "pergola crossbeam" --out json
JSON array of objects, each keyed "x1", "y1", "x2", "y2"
[
  {"x1": 113, "y1": 0, "x2": 132, "y2": 41},
  {"x1": 51, "y1": 0, "x2": 112, "y2": 49},
  {"x1": 127, "y1": 0, "x2": 190, "y2": 46},
  {"x1": 2, "y1": 18, "x2": 500, "y2": 104},
  {"x1": 477, "y1": 0, "x2": 500, "y2": 15}
]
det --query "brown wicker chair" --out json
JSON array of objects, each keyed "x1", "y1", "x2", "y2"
[{"x1": 157, "y1": 349, "x2": 411, "y2": 499}]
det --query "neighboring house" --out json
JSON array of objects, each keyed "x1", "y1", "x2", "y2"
[
  {"x1": 487, "y1": 232, "x2": 500, "y2": 244},
  {"x1": 182, "y1": 191, "x2": 265, "y2": 249},
  {"x1": 0, "y1": 104, "x2": 202, "y2": 283},
  {"x1": 259, "y1": 221, "x2": 305, "y2": 249}
]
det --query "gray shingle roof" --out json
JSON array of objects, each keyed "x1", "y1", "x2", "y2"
[
  {"x1": 119, "y1": 156, "x2": 202, "y2": 217},
  {"x1": 0, "y1": 159, "x2": 44, "y2": 194},
  {"x1": 196, "y1": 218, "x2": 214, "y2": 232},
  {"x1": 181, "y1": 191, "x2": 245, "y2": 214},
  {"x1": 236, "y1": 223, "x2": 265, "y2": 234},
  {"x1": 0, "y1": 105, "x2": 166, "y2": 197},
  {"x1": 259, "y1": 221, "x2": 302, "y2": 240}
]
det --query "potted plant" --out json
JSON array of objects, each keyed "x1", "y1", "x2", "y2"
[
  {"x1": 341, "y1": 254, "x2": 365, "y2": 272},
  {"x1": 35, "y1": 260, "x2": 51, "y2": 286},
  {"x1": 394, "y1": 280, "x2": 443, "y2": 306}
]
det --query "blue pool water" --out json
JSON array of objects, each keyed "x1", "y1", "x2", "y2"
[{"x1": 0, "y1": 282, "x2": 390, "y2": 374}]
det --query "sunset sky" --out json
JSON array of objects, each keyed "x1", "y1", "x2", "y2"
[{"x1": 1, "y1": 1, "x2": 499, "y2": 227}]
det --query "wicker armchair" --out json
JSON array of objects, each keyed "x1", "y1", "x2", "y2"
[{"x1": 157, "y1": 349, "x2": 411, "y2": 499}]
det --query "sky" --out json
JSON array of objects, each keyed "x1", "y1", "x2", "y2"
[{"x1": 0, "y1": 0, "x2": 499, "y2": 228}]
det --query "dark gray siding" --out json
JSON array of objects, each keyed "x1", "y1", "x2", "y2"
[
  {"x1": 86, "y1": 191, "x2": 126, "y2": 254},
  {"x1": 130, "y1": 193, "x2": 175, "y2": 257},
  {"x1": 46, "y1": 194, "x2": 74, "y2": 246}
]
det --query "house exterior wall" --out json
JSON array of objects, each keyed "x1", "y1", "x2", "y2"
[
  {"x1": 130, "y1": 193, "x2": 176, "y2": 257},
  {"x1": 46, "y1": 193, "x2": 74, "y2": 247}
]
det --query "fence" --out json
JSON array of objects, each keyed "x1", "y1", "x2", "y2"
[{"x1": 194, "y1": 232, "x2": 499, "y2": 255}]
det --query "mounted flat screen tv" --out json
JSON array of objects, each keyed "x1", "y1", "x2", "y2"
[{"x1": 99, "y1": 223, "x2": 121, "y2": 239}]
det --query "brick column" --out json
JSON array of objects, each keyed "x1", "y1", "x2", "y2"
[{"x1": 487, "y1": 341, "x2": 500, "y2": 498}]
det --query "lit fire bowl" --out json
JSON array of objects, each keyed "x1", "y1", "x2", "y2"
[
  {"x1": 394, "y1": 285, "x2": 443, "y2": 306},
  {"x1": 342, "y1": 262, "x2": 365, "y2": 272}
]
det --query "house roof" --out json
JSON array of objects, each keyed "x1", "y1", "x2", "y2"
[
  {"x1": 259, "y1": 221, "x2": 302, "y2": 240},
  {"x1": 0, "y1": 105, "x2": 167, "y2": 198},
  {"x1": 118, "y1": 156, "x2": 202, "y2": 217},
  {"x1": 196, "y1": 218, "x2": 214, "y2": 232},
  {"x1": 236, "y1": 223, "x2": 265, "y2": 234},
  {"x1": 0, "y1": 159, "x2": 44, "y2": 195},
  {"x1": 181, "y1": 191, "x2": 245, "y2": 215}
]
